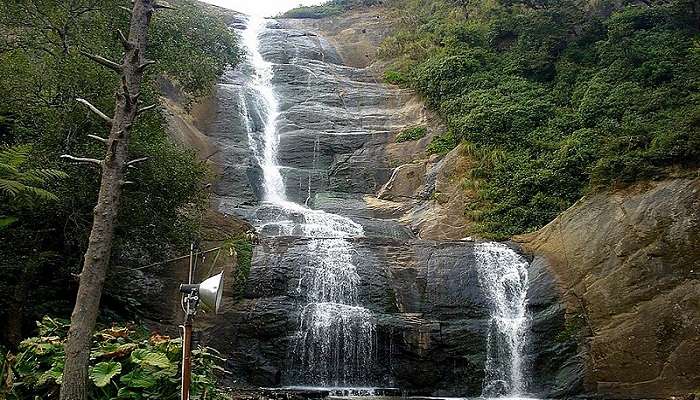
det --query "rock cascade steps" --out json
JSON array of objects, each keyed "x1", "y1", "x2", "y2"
[{"x1": 199, "y1": 13, "x2": 581, "y2": 397}]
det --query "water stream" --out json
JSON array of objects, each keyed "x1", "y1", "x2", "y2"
[
  {"x1": 475, "y1": 243, "x2": 530, "y2": 397},
  {"x1": 235, "y1": 16, "x2": 532, "y2": 396},
  {"x1": 239, "y1": 16, "x2": 376, "y2": 387}
]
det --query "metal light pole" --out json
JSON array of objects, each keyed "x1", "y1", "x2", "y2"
[
  {"x1": 179, "y1": 243, "x2": 224, "y2": 400},
  {"x1": 181, "y1": 302, "x2": 195, "y2": 400},
  {"x1": 181, "y1": 243, "x2": 195, "y2": 400}
]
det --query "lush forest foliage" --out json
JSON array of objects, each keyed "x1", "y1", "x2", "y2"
[
  {"x1": 281, "y1": 0, "x2": 383, "y2": 18},
  {"x1": 1, "y1": 317, "x2": 228, "y2": 399},
  {"x1": 380, "y1": 0, "x2": 700, "y2": 238},
  {"x1": 0, "y1": 0, "x2": 239, "y2": 346}
]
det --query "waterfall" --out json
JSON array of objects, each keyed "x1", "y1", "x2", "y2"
[
  {"x1": 241, "y1": 16, "x2": 286, "y2": 205},
  {"x1": 475, "y1": 242, "x2": 530, "y2": 397},
  {"x1": 239, "y1": 16, "x2": 376, "y2": 387}
]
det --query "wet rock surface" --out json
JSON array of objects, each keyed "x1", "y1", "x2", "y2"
[
  {"x1": 196, "y1": 12, "x2": 578, "y2": 399},
  {"x1": 207, "y1": 16, "x2": 412, "y2": 219},
  {"x1": 519, "y1": 177, "x2": 700, "y2": 397},
  {"x1": 203, "y1": 237, "x2": 577, "y2": 397}
]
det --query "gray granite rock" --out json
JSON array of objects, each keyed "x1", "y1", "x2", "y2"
[{"x1": 196, "y1": 15, "x2": 579, "y2": 398}]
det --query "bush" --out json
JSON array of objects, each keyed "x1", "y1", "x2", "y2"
[
  {"x1": 0, "y1": 0, "x2": 239, "y2": 343},
  {"x1": 381, "y1": 0, "x2": 700, "y2": 237},
  {"x1": 281, "y1": 4, "x2": 344, "y2": 19},
  {"x1": 281, "y1": 0, "x2": 383, "y2": 18},
  {"x1": 384, "y1": 69, "x2": 408, "y2": 85},
  {"x1": 427, "y1": 131, "x2": 458, "y2": 155},
  {"x1": 396, "y1": 126, "x2": 428, "y2": 142},
  {"x1": 228, "y1": 235, "x2": 253, "y2": 300},
  {"x1": 3, "y1": 317, "x2": 227, "y2": 399}
]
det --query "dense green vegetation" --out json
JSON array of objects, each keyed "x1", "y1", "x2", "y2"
[
  {"x1": 281, "y1": 0, "x2": 382, "y2": 18},
  {"x1": 1, "y1": 316, "x2": 227, "y2": 399},
  {"x1": 380, "y1": 0, "x2": 700, "y2": 238},
  {"x1": 396, "y1": 125, "x2": 428, "y2": 142},
  {"x1": 0, "y1": 0, "x2": 239, "y2": 346},
  {"x1": 228, "y1": 235, "x2": 253, "y2": 301},
  {"x1": 0, "y1": 145, "x2": 67, "y2": 229}
]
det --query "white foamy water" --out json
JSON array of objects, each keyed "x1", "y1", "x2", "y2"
[
  {"x1": 241, "y1": 16, "x2": 286, "y2": 204},
  {"x1": 474, "y1": 242, "x2": 530, "y2": 397},
  {"x1": 238, "y1": 16, "x2": 376, "y2": 386}
]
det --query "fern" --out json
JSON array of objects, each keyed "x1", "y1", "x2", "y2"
[
  {"x1": 0, "y1": 178, "x2": 24, "y2": 197},
  {"x1": 0, "y1": 145, "x2": 66, "y2": 203},
  {"x1": 0, "y1": 216, "x2": 17, "y2": 230},
  {"x1": 0, "y1": 144, "x2": 30, "y2": 168},
  {"x1": 22, "y1": 186, "x2": 59, "y2": 202}
]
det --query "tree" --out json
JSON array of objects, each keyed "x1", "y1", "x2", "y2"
[{"x1": 58, "y1": 1, "x2": 171, "y2": 398}]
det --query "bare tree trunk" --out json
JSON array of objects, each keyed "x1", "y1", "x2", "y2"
[{"x1": 59, "y1": 1, "x2": 162, "y2": 399}]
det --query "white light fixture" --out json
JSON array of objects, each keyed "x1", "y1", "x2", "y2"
[{"x1": 180, "y1": 271, "x2": 224, "y2": 314}]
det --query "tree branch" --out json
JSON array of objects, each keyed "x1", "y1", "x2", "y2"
[
  {"x1": 87, "y1": 134, "x2": 108, "y2": 144},
  {"x1": 60, "y1": 155, "x2": 103, "y2": 166},
  {"x1": 76, "y1": 98, "x2": 113, "y2": 125},
  {"x1": 137, "y1": 104, "x2": 158, "y2": 114},
  {"x1": 80, "y1": 51, "x2": 122, "y2": 73},
  {"x1": 121, "y1": 77, "x2": 132, "y2": 108},
  {"x1": 117, "y1": 29, "x2": 133, "y2": 50},
  {"x1": 154, "y1": 1, "x2": 175, "y2": 10},
  {"x1": 126, "y1": 157, "x2": 148, "y2": 167},
  {"x1": 137, "y1": 60, "x2": 156, "y2": 72}
]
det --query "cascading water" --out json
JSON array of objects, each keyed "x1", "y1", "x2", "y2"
[
  {"x1": 238, "y1": 16, "x2": 376, "y2": 387},
  {"x1": 474, "y1": 242, "x2": 530, "y2": 397},
  {"x1": 240, "y1": 16, "x2": 286, "y2": 204}
]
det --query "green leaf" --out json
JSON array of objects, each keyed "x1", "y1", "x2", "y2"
[
  {"x1": 119, "y1": 368, "x2": 157, "y2": 388},
  {"x1": 37, "y1": 362, "x2": 63, "y2": 385},
  {"x1": 0, "y1": 178, "x2": 24, "y2": 197},
  {"x1": 0, "y1": 144, "x2": 30, "y2": 168},
  {"x1": 141, "y1": 352, "x2": 171, "y2": 369},
  {"x1": 89, "y1": 361, "x2": 122, "y2": 387},
  {"x1": 129, "y1": 348, "x2": 148, "y2": 364},
  {"x1": 130, "y1": 349, "x2": 171, "y2": 369},
  {"x1": 116, "y1": 387, "x2": 144, "y2": 399},
  {"x1": 0, "y1": 216, "x2": 17, "y2": 230}
]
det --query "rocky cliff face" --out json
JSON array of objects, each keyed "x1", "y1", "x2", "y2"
[
  {"x1": 519, "y1": 177, "x2": 700, "y2": 397},
  {"x1": 205, "y1": 236, "x2": 577, "y2": 396},
  {"x1": 187, "y1": 10, "x2": 579, "y2": 398},
  {"x1": 208, "y1": 9, "x2": 475, "y2": 242},
  {"x1": 155, "y1": 4, "x2": 700, "y2": 398}
]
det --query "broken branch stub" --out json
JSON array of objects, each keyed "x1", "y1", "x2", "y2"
[{"x1": 76, "y1": 98, "x2": 113, "y2": 125}]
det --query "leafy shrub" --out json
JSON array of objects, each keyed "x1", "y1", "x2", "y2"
[
  {"x1": 228, "y1": 235, "x2": 253, "y2": 300},
  {"x1": 281, "y1": 4, "x2": 344, "y2": 19},
  {"x1": 0, "y1": 0, "x2": 239, "y2": 340},
  {"x1": 382, "y1": 0, "x2": 700, "y2": 237},
  {"x1": 383, "y1": 70, "x2": 408, "y2": 85},
  {"x1": 281, "y1": 0, "x2": 383, "y2": 18},
  {"x1": 427, "y1": 131, "x2": 458, "y2": 155},
  {"x1": 3, "y1": 316, "x2": 227, "y2": 399},
  {"x1": 556, "y1": 313, "x2": 587, "y2": 342},
  {"x1": 396, "y1": 126, "x2": 428, "y2": 142}
]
